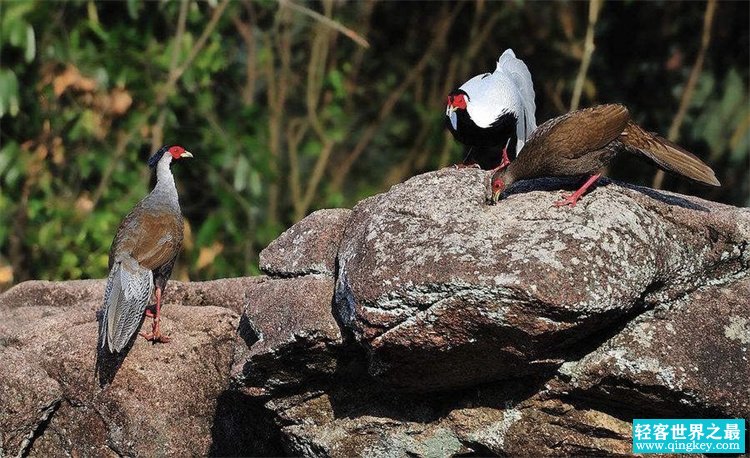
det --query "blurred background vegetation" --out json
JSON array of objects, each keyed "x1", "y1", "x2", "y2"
[{"x1": 0, "y1": 0, "x2": 748, "y2": 290}]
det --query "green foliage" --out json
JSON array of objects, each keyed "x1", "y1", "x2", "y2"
[
  {"x1": 0, "y1": 0, "x2": 747, "y2": 289},
  {"x1": 690, "y1": 70, "x2": 749, "y2": 163}
]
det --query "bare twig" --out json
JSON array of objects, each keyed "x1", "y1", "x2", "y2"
[
  {"x1": 329, "y1": 4, "x2": 462, "y2": 191},
  {"x1": 263, "y1": 6, "x2": 294, "y2": 225},
  {"x1": 570, "y1": 0, "x2": 603, "y2": 111},
  {"x1": 91, "y1": 125, "x2": 147, "y2": 206},
  {"x1": 297, "y1": 141, "x2": 334, "y2": 220},
  {"x1": 161, "y1": 0, "x2": 231, "y2": 98},
  {"x1": 344, "y1": 0, "x2": 375, "y2": 110},
  {"x1": 232, "y1": 1, "x2": 258, "y2": 106},
  {"x1": 279, "y1": 0, "x2": 370, "y2": 48},
  {"x1": 286, "y1": 118, "x2": 309, "y2": 208},
  {"x1": 151, "y1": 0, "x2": 189, "y2": 150},
  {"x1": 653, "y1": 0, "x2": 717, "y2": 189},
  {"x1": 94, "y1": 0, "x2": 230, "y2": 206}
]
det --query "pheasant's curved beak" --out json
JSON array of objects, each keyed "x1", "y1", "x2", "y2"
[
  {"x1": 491, "y1": 189, "x2": 502, "y2": 204},
  {"x1": 180, "y1": 151, "x2": 193, "y2": 158},
  {"x1": 447, "y1": 106, "x2": 458, "y2": 130}
]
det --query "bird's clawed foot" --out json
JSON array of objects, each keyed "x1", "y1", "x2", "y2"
[
  {"x1": 553, "y1": 193, "x2": 581, "y2": 208},
  {"x1": 553, "y1": 173, "x2": 601, "y2": 208},
  {"x1": 140, "y1": 331, "x2": 172, "y2": 344},
  {"x1": 454, "y1": 162, "x2": 481, "y2": 169},
  {"x1": 140, "y1": 290, "x2": 170, "y2": 344},
  {"x1": 140, "y1": 320, "x2": 171, "y2": 344}
]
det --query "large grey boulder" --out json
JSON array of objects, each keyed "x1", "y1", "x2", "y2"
[
  {"x1": 335, "y1": 168, "x2": 750, "y2": 390},
  {"x1": 260, "y1": 209, "x2": 352, "y2": 277},
  {"x1": 552, "y1": 277, "x2": 750, "y2": 418},
  {"x1": 231, "y1": 275, "x2": 344, "y2": 393}
]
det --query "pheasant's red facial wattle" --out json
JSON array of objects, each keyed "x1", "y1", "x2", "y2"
[
  {"x1": 453, "y1": 94, "x2": 467, "y2": 110},
  {"x1": 167, "y1": 145, "x2": 193, "y2": 160},
  {"x1": 447, "y1": 94, "x2": 468, "y2": 111},
  {"x1": 490, "y1": 177, "x2": 506, "y2": 203},
  {"x1": 492, "y1": 178, "x2": 504, "y2": 194},
  {"x1": 168, "y1": 145, "x2": 186, "y2": 159}
]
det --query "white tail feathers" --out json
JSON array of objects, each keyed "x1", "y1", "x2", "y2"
[
  {"x1": 100, "y1": 258, "x2": 153, "y2": 353},
  {"x1": 496, "y1": 49, "x2": 537, "y2": 143}
]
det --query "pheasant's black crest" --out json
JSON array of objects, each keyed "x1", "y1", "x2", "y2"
[{"x1": 148, "y1": 145, "x2": 171, "y2": 168}]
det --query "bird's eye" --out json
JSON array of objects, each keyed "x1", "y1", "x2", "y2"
[{"x1": 492, "y1": 180, "x2": 502, "y2": 191}]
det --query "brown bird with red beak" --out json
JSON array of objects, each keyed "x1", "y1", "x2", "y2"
[
  {"x1": 489, "y1": 104, "x2": 720, "y2": 206},
  {"x1": 98, "y1": 145, "x2": 193, "y2": 353}
]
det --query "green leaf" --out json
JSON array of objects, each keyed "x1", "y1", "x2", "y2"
[
  {"x1": 24, "y1": 24, "x2": 36, "y2": 62},
  {"x1": 0, "y1": 69, "x2": 20, "y2": 118},
  {"x1": 126, "y1": 0, "x2": 141, "y2": 19},
  {"x1": 233, "y1": 155, "x2": 249, "y2": 191}
]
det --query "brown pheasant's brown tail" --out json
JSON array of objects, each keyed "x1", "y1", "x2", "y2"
[{"x1": 620, "y1": 122, "x2": 721, "y2": 186}]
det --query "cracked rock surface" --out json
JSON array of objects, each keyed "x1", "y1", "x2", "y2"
[
  {"x1": 335, "y1": 169, "x2": 750, "y2": 390},
  {"x1": 2, "y1": 168, "x2": 748, "y2": 457},
  {"x1": 260, "y1": 208, "x2": 352, "y2": 277}
]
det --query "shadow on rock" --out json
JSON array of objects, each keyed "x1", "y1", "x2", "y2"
[
  {"x1": 94, "y1": 311, "x2": 144, "y2": 387},
  {"x1": 620, "y1": 182, "x2": 709, "y2": 211},
  {"x1": 208, "y1": 389, "x2": 284, "y2": 457},
  {"x1": 502, "y1": 176, "x2": 709, "y2": 211},
  {"x1": 325, "y1": 373, "x2": 551, "y2": 425}
]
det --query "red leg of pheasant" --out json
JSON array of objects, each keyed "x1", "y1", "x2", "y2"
[
  {"x1": 140, "y1": 287, "x2": 171, "y2": 344},
  {"x1": 487, "y1": 145, "x2": 512, "y2": 176},
  {"x1": 554, "y1": 174, "x2": 601, "y2": 208},
  {"x1": 498, "y1": 144, "x2": 511, "y2": 170}
]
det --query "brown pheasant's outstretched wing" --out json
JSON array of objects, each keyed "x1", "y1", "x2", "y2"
[
  {"x1": 527, "y1": 104, "x2": 631, "y2": 159},
  {"x1": 620, "y1": 122, "x2": 720, "y2": 186}
]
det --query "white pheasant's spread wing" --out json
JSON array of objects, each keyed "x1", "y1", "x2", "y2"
[{"x1": 459, "y1": 72, "x2": 517, "y2": 129}]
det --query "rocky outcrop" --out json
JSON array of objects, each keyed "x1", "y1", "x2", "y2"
[
  {"x1": 335, "y1": 170, "x2": 749, "y2": 390},
  {"x1": 552, "y1": 278, "x2": 750, "y2": 418},
  {"x1": 260, "y1": 209, "x2": 352, "y2": 277},
  {"x1": 231, "y1": 275, "x2": 343, "y2": 393},
  {"x1": 3, "y1": 168, "x2": 748, "y2": 457},
  {"x1": 0, "y1": 277, "x2": 280, "y2": 457}
]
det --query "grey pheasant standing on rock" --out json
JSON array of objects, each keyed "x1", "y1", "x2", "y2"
[
  {"x1": 99, "y1": 145, "x2": 193, "y2": 353},
  {"x1": 489, "y1": 104, "x2": 720, "y2": 207}
]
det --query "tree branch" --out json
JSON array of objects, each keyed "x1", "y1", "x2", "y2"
[
  {"x1": 329, "y1": 4, "x2": 462, "y2": 191},
  {"x1": 279, "y1": 0, "x2": 369, "y2": 48},
  {"x1": 653, "y1": 0, "x2": 717, "y2": 189},
  {"x1": 570, "y1": 0, "x2": 602, "y2": 111}
]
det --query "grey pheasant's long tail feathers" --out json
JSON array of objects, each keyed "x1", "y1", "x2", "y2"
[
  {"x1": 99, "y1": 257, "x2": 153, "y2": 353},
  {"x1": 621, "y1": 121, "x2": 721, "y2": 187}
]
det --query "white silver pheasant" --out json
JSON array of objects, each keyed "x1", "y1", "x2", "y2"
[{"x1": 446, "y1": 49, "x2": 537, "y2": 169}]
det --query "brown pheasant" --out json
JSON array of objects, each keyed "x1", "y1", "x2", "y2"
[
  {"x1": 488, "y1": 104, "x2": 720, "y2": 206},
  {"x1": 99, "y1": 145, "x2": 192, "y2": 353}
]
